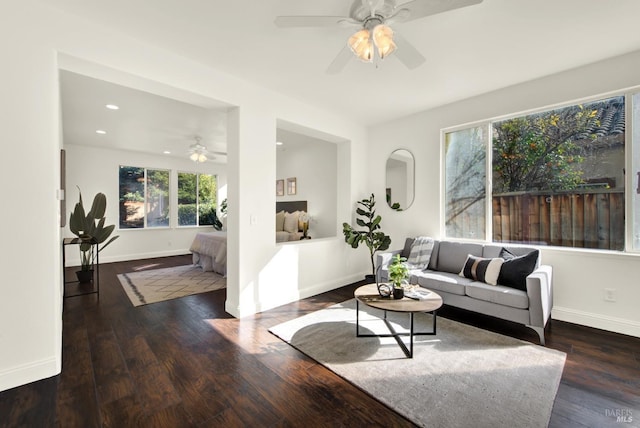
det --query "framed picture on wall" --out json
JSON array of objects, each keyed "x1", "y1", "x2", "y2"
[
  {"x1": 276, "y1": 179, "x2": 284, "y2": 196},
  {"x1": 287, "y1": 177, "x2": 297, "y2": 195}
]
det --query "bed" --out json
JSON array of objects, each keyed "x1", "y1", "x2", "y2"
[
  {"x1": 276, "y1": 201, "x2": 308, "y2": 242},
  {"x1": 189, "y1": 231, "x2": 227, "y2": 275}
]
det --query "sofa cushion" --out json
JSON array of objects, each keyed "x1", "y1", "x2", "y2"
[
  {"x1": 459, "y1": 255, "x2": 504, "y2": 285},
  {"x1": 465, "y1": 282, "x2": 529, "y2": 309},
  {"x1": 400, "y1": 238, "x2": 413, "y2": 258},
  {"x1": 436, "y1": 241, "x2": 483, "y2": 274},
  {"x1": 413, "y1": 270, "x2": 472, "y2": 296},
  {"x1": 497, "y1": 248, "x2": 539, "y2": 291}
]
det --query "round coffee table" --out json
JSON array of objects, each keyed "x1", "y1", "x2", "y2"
[{"x1": 354, "y1": 283, "x2": 443, "y2": 358}]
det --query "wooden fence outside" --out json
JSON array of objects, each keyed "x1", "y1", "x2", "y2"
[{"x1": 492, "y1": 190, "x2": 624, "y2": 250}]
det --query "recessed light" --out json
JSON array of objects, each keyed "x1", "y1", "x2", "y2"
[
  {"x1": 163, "y1": 151, "x2": 171, "y2": 154},
  {"x1": 276, "y1": 141, "x2": 284, "y2": 146},
  {"x1": 105, "y1": 104, "x2": 119, "y2": 110},
  {"x1": 96, "y1": 130, "x2": 107, "y2": 134}
]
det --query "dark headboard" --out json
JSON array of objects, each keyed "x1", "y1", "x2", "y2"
[{"x1": 276, "y1": 201, "x2": 307, "y2": 213}]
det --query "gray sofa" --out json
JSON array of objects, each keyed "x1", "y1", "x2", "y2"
[{"x1": 376, "y1": 238, "x2": 553, "y2": 345}]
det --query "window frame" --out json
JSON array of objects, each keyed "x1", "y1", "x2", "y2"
[
  {"x1": 176, "y1": 170, "x2": 218, "y2": 228},
  {"x1": 118, "y1": 165, "x2": 171, "y2": 230},
  {"x1": 442, "y1": 88, "x2": 637, "y2": 253}
]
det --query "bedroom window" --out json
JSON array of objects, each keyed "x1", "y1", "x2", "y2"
[
  {"x1": 119, "y1": 166, "x2": 170, "y2": 229},
  {"x1": 444, "y1": 94, "x2": 627, "y2": 251},
  {"x1": 177, "y1": 172, "x2": 218, "y2": 227}
]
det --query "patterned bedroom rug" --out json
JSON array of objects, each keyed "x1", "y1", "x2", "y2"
[
  {"x1": 270, "y1": 299, "x2": 566, "y2": 428},
  {"x1": 117, "y1": 264, "x2": 226, "y2": 307}
]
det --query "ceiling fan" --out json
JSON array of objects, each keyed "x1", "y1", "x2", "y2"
[
  {"x1": 186, "y1": 136, "x2": 228, "y2": 163},
  {"x1": 274, "y1": 0, "x2": 483, "y2": 73}
]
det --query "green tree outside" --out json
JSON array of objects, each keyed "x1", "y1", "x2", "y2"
[{"x1": 493, "y1": 103, "x2": 601, "y2": 193}]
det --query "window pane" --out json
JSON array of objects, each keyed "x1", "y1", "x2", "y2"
[
  {"x1": 119, "y1": 166, "x2": 145, "y2": 229},
  {"x1": 198, "y1": 174, "x2": 217, "y2": 226},
  {"x1": 445, "y1": 127, "x2": 486, "y2": 239},
  {"x1": 146, "y1": 169, "x2": 170, "y2": 227},
  {"x1": 178, "y1": 172, "x2": 197, "y2": 226},
  {"x1": 492, "y1": 96, "x2": 625, "y2": 249}
]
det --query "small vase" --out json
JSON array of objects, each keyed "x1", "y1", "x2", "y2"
[{"x1": 393, "y1": 287, "x2": 404, "y2": 299}]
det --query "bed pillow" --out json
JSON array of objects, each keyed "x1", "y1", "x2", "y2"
[
  {"x1": 276, "y1": 210, "x2": 285, "y2": 232},
  {"x1": 459, "y1": 255, "x2": 504, "y2": 286},
  {"x1": 497, "y1": 248, "x2": 539, "y2": 291},
  {"x1": 283, "y1": 211, "x2": 299, "y2": 233}
]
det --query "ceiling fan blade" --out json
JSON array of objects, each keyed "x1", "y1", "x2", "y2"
[
  {"x1": 274, "y1": 16, "x2": 347, "y2": 28},
  {"x1": 393, "y1": 34, "x2": 426, "y2": 69},
  {"x1": 398, "y1": 0, "x2": 483, "y2": 22},
  {"x1": 326, "y1": 45, "x2": 354, "y2": 74},
  {"x1": 386, "y1": 8, "x2": 411, "y2": 24}
]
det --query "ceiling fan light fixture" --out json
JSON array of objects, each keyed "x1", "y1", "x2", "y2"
[
  {"x1": 348, "y1": 29, "x2": 374, "y2": 62},
  {"x1": 189, "y1": 136, "x2": 208, "y2": 163},
  {"x1": 373, "y1": 24, "x2": 396, "y2": 59}
]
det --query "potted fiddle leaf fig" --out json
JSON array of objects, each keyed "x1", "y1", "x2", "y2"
[
  {"x1": 69, "y1": 188, "x2": 119, "y2": 283},
  {"x1": 342, "y1": 193, "x2": 391, "y2": 281},
  {"x1": 387, "y1": 253, "x2": 409, "y2": 299}
]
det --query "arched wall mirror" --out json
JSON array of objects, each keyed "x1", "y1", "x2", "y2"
[{"x1": 385, "y1": 149, "x2": 415, "y2": 211}]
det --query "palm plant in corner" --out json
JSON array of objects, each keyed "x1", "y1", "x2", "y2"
[
  {"x1": 342, "y1": 193, "x2": 391, "y2": 281},
  {"x1": 69, "y1": 188, "x2": 119, "y2": 283}
]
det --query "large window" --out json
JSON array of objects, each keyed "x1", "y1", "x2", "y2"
[
  {"x1": 177, "y1": 172, "x2": 218, "y2": 227},
  {"x1": 445, "y1": 126, "x2": 486, "y2": 239},
  {"x1": 119, "y1": 166, "x2": 170, "y2": 229},
  {"x1": 445, "y1": 95, "x2": 627, "y2": 251}
]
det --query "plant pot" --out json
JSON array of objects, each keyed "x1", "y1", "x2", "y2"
[
  {"x1": 365, "y1": 274, "x2": 376, "y2": 283},
  {"x1": 76, "y1": 269, "x2": 94, "y2": 284},
  {"x1": 393, "y1": 287, "x2": 404, "y2": 299}
]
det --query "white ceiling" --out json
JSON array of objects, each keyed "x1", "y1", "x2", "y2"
[{"x1": 52, "y1": 0, "x2": 640, "y2": 156}]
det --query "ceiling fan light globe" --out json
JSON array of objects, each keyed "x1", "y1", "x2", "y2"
[
  {"x1": 373, "y1": 24, "x2": 396, "y2": 59},
  {"x1": 198, "y1": 154, "x2": 207, "y2": 163},
  {"x1": 190, "y1": 152, "x2": 199, "y2": 162},
  {"x1": 349, "y1": 30, "x2": 374, "y2": 63},
  {"x1": 348, "y1": 29, "x2": 370, "y2": 51}
]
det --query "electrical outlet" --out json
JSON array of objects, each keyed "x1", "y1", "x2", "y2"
[{"x1": 604, "y1": 288, "x2": 616, "y2": 302}]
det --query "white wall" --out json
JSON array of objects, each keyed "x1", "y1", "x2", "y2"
[
  {"x1": 63, "y1": 144, "x2": 228, "y2": 265},
  {"x1": 276, "y1": 130, "x2": 338, "y2": 239},
  {"x1": 369, "y1": 50, "x2": 640, "y2": 338},
  {"x1": 0, "y1": 1, "x2": 370, "y2": 392}
]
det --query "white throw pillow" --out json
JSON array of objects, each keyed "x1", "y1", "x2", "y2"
[{"x1": 283, "y1": 211, "x2": 299, "y2": 233}]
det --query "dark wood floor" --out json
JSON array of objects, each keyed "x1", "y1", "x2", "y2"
[{"x1": 1, "y1": 255, "x2": 639, "y2": 427}]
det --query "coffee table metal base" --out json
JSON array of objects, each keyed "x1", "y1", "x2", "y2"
[{"x1": 356, "y1": 299, "x2": 437, "y2": 358}]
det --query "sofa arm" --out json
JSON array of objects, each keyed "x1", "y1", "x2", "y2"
[
  {"x1": 376, "y1": 249, "x2": 403, "y2": 283},
  {"x1": 526, "y1": 264, "x2": 553, "y2": 329}
]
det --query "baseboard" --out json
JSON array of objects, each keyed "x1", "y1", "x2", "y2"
[
  {"x1": 0, "y1": 356, "x2": 60, "y2": 392},
  {"x1": 65, "y1": 249, "x2": 191, "y2": 267},
  {"x1": 226, "y1": 271, "x2": 367, "y2": 318},
  {"x1": 552, "y1": 306, "x2": 640, "y2": 338}
]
